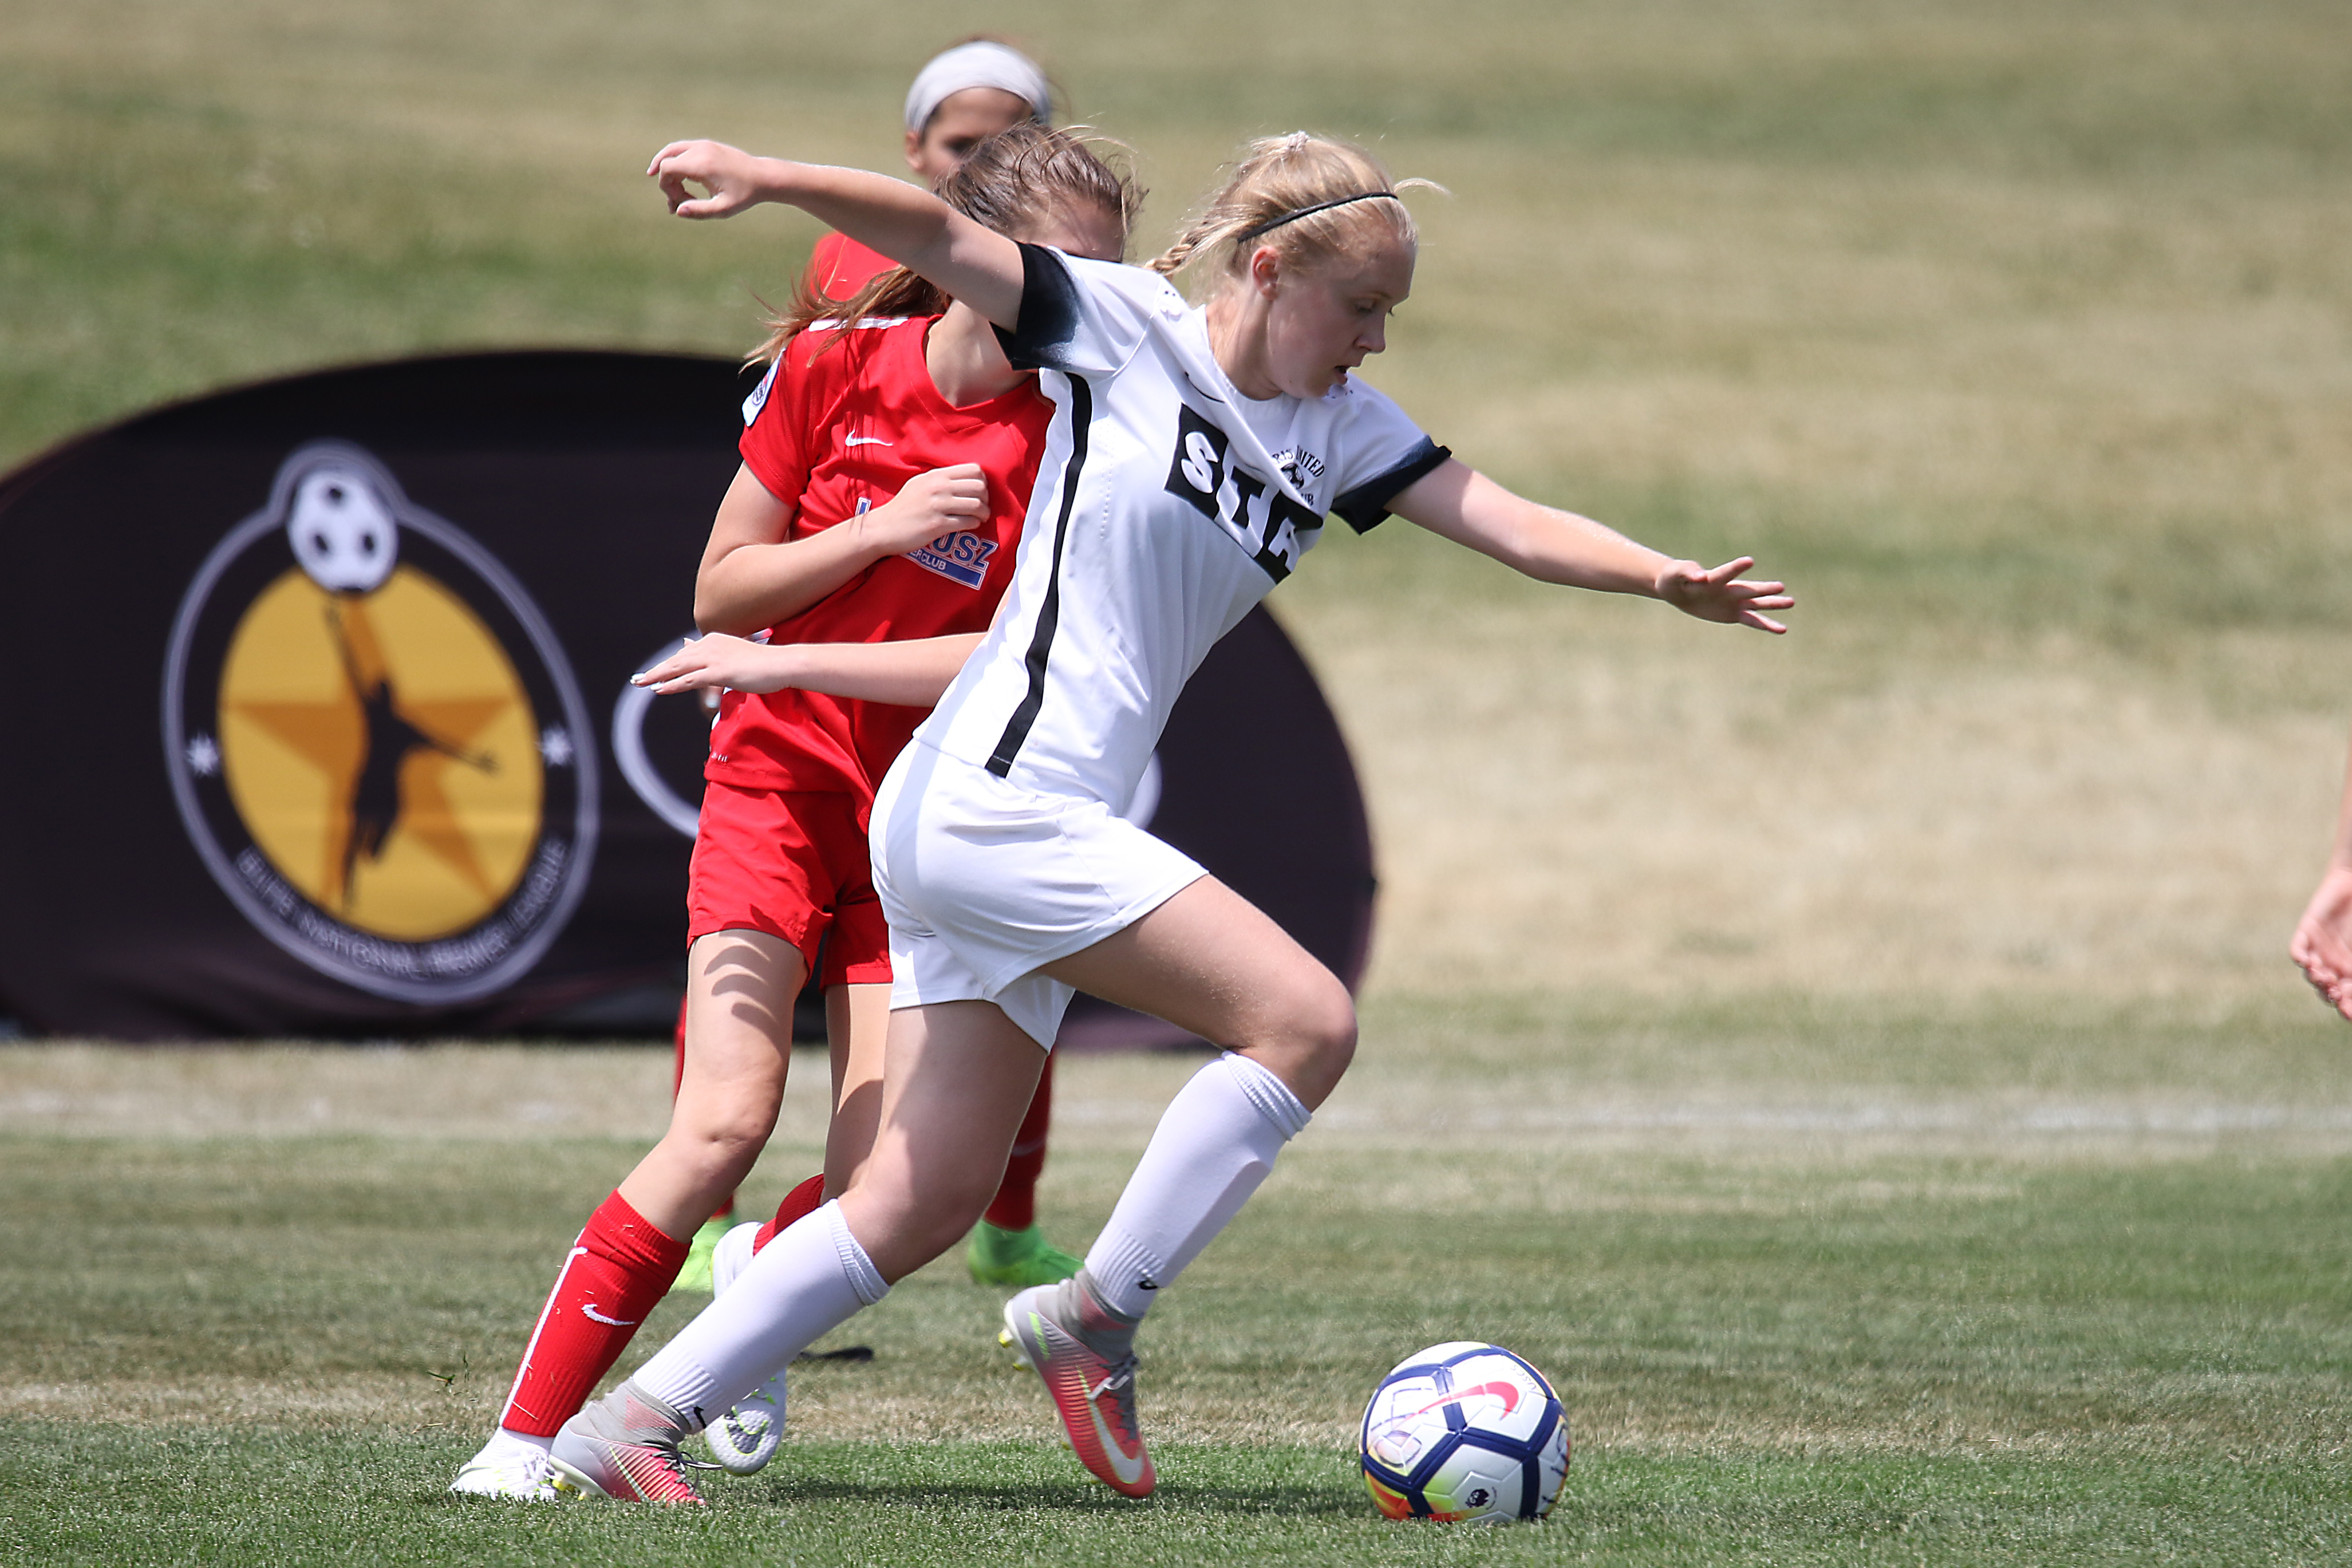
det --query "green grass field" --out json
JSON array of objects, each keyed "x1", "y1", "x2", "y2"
[
  {"x1": 5, "y1": 1004, "x2": 2352, "y2": 1564},
  {"x1": 7, "y1": 0, "x2": 2352, "y2": 1561}
]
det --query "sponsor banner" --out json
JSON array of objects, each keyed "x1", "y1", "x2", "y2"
[{"x1": 0, "y1": 352, "x2": 1373, "y2": 1043}]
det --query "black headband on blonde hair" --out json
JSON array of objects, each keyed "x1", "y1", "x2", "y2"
[{"x1": 1231, "y1": 190, "x2": 1402, "y2": 244}]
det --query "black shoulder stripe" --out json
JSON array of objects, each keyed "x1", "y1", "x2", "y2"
[
  {"x1": 1330, "y1": 438, "x2": 1452, "y2": 534},
  {"x1": 991, "y1": 243, "x2": 1083, "y2": 374},
  {"x1": 986, "y1": 374, "x2": 1092, "y2": 777}
]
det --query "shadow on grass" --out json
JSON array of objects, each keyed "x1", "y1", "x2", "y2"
[{"x1": 742, "y1": 1472, "x2": 1363, "y2": 1518}]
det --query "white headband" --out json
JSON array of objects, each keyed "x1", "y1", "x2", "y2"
[{"x1": 903, "y1": 41, "x2": 1052, "y2": 134}]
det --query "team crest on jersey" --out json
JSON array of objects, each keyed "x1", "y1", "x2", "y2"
[
  {"x1": 743, "y1": 359, "x2": 780, "y2": 426},
  {"x1": 1164, "y1": 405, "x2": 1321, "y2": 582},
  {"x1": 1271, "y1": 446, "x2": 1327, "y2": 495},
  {"x1": 906, "y1": 529, "x2": 998, "y2": 590},
  {"x1": 160, "y1": 443, "x2": 597, "y2": 1003}
]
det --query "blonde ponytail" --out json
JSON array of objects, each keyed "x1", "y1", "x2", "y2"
[{"x1": 1148, "y1": 132, "x2": 1442, "y2": 285}]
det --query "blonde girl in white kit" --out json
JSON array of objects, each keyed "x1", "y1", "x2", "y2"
[{"x1": 546, "y1": 129, "x2": 1793, "y2": 1506}]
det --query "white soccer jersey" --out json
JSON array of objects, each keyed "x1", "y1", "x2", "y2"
[{"x1": 912, "y1": 244, "x2": 1450, "y2": 809}]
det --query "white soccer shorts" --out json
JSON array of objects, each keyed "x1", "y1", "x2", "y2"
[{"x1": 871, "y1": 741, "x2": 1205, "y2": 1048}]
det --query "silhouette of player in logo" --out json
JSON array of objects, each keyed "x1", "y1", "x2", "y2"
[
  {"x1": 283, "y1": 460, "x2": 501, "y2": 911},
  {"x1": 325, "y1": 601, "x2": 495, "y2": 911}
]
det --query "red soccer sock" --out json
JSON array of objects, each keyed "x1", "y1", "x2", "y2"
[
  {"x1": 495, "y1": 1191, "x2": 693, "y2": 1438},
  {"x1": 982, "y1": 1056, "x2": 1055, "y2": 1233},
  {"x1": 754, "y1": 1172, "x2": 829, "y2": 1252}
]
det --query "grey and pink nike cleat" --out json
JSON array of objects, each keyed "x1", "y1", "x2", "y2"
[
  {"x1": 1002, "y1": 1281, "x2": 1155, "y2": 1498},
  {"x1": 547, "y1": 1380, "x2": 709, "y2": 1505}
]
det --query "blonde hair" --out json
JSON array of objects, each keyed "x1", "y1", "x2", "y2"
[
  {"x1": 752, "y1": 123, "x2": 1141, "y2": 365},
  {"x1": 1148, "y1": 132, "x2": 1442, "y2": 285}
]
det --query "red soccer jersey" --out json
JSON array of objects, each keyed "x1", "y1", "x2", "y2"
[
  {"x1": 708, "y1": 315, "x2": 1049, "y2": 797},
  {"x1": 807, "y1": 231, "x2": 896, "y2": 300}
]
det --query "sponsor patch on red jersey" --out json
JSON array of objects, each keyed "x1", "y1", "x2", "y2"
[
  {"x1": 714, "y1": 313, "x2": 1049, "y2": 797},
  {"x1": 905, "y1": 529, "x2": 999, "y2": 590}
]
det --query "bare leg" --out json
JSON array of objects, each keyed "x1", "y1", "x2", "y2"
[
  {"x1": 834, "y1": 1000, "x2": 1046, "y2": 1282},
  {"x1": 616, "y1": 929, "x2": 805, "y2": 1240},
  {"x1": 821, "y1": 981, "x2": 892, "y2": 1199},
  {"x1": 835, "y1": 876, "x2": 1351, "y2": 1282},
  {"x1": 1045, "y1": 876, "x2": 1356, "y2": 1108}
]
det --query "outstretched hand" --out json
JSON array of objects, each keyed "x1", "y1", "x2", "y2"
[
  {"x1": 632, "y1": 633, "x2": 795, "y2": 695},
  {"x1": 1656, "y1": 557, "x2": 1793, "y2": 634},
  {"x1": 2292, "y1": 866, "x2": 2352, "y2": 1020},
  {"x1": 647, "y1": 140, "x2": 769, "y2": 220}
]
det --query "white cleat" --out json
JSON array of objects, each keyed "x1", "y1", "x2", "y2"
[
  {"x1": 712, "y1": 1219, "x2": 759, "y2": 1296},
  {"x1": 705, "y1": 1380, "x2": 784, "y2": 1475},
  {"x1": 703, "y1": 1220, "x2": 786, "y2": 1476},
  {"x1": 449, "y1": 1446, "x2": 558, "y2": 1502}
]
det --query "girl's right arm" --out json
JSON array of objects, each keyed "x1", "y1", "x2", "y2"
[
  {"x1": 648, "y1": 141, "x2": 1027, "y2": 330},
  {"x1": 2291, "y1": 725, "x2": 2352, "y2": 1019},
  {"x1": 694, "y1": 461, "x2": 991, "y2": 635}
]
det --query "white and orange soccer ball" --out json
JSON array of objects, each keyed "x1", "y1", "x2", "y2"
[{"x1": 1359, "y1": 1341, "x2": 1570, "y2": 1524}]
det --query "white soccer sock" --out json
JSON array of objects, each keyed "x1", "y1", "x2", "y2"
[
  {"x1": 1083, "y1": 1051, "x2": 1311, "y2": 1319},
  {"x1": 626, "y1": 1200, "x2": 887, "y2": 1428}
]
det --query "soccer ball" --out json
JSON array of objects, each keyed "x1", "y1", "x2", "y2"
[
  {"x1": 1359, "y1": 1341, "x2": 1569, "y2": 1523},
  {"x1": 286, "y1": 463, "x2": 398, "y2": 594}
]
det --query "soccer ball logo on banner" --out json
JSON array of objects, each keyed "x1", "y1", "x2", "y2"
[
  {"x1": 160, "y1": 442, "x2": 597, "y2": 1004},
  {"x1": 1359, "y1": 1341, "x2": 1570, "y2": 1524}
]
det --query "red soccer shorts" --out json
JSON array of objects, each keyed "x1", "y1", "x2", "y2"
[{"x1": 686, "y1": 780, "x2": 892, "y2": 987}]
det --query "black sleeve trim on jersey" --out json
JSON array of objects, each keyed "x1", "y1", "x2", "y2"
[
  {"x1": 1330, "y1": 438, "x2": 1453, "y2": 534},
  {"x1": 992, "y1": 242, "x2": 1084, "y2": 373},
  {"x1": 987, "y1": 373, "x2": 1093, "y2": 777}
]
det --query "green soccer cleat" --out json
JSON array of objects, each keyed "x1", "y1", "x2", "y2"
[
  {"x1": 674, "y1": 1215, "x2": 731, "y2": 1294},
  {"x1": 966, "y1": 1221, "x2": 1083, "y2": 1289}
]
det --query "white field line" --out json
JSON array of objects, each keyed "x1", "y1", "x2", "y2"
[
  {"x1": 1060, "y1": 1090, "x2": 2352, "y2": 1154},
  {"x1": 4, "y1": 1042, "x2": 2350, "y2": 1151},
  {"x1": 1318, "y1": 1098, "x2": 2352, "y2": 1137}
]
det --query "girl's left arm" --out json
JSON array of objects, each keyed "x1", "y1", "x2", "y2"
[
  {"x1": 633, "y1": 632, "x2": 983, "y2": 708},
  {"x1": 1388, "y1": 458, "x2": 1792, "y2": 633}
]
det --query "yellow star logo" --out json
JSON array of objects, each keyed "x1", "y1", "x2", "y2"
[{"x1": 216, "y1": 566, "x2": 544, "y2": 940}]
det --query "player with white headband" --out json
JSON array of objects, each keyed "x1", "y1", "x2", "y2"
[
  {"x1": 805, "y1": 38, "x2": 1054, "y2": 299},
  {"x1": 660, "y1": 34, "x2": 1080, "y2": 1303},
  {"x1": 801, "y1": 36, "x2": 1086, "y2": 1298},
  {"x1": 541, "y1": 128, "x2": 1792, "y2": 1506}
]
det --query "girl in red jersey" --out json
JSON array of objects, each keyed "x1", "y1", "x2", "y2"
[
  {"x1": 676, "y1": 38, "x2": 1073, "y2": 1296},
  {"x1": 450, "y1": 124, "x2": 1136, "y2": 1503}
]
